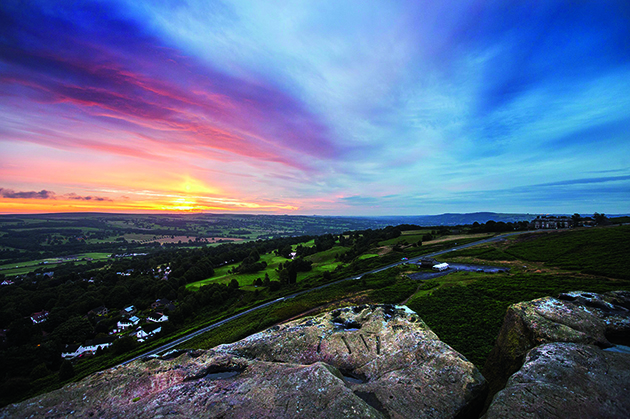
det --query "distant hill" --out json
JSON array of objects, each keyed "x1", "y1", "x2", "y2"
[{"x1": 373, "y1": 212, "x2": 536, "y2": 226}]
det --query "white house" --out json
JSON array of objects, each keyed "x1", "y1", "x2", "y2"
[
  {"x1": 147, "y1": 312, "x2": 169, "y2": 323},
  {"x1": 61, "y1": 337, "x2": 116, "y2": 359},
  {"x1": 116, "y1": 315, "x2": 140, "y2": 332},
  {"x1": 134, "y1": 324, "x2": 162, "y2": 342},
  {"x1": 61, "y1": 344, "x2": 81, "y2": 359}
]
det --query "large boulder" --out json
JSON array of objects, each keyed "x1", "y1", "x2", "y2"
[
  {"x1": 483, "y1": 290, "x2": 630, "y2": 397},
  {"x1": 483, "y1": 342, "x2": 630, "y2": 418},
  {"x1": 1, "y1": 305, "x2": 487, "y2": 419}
]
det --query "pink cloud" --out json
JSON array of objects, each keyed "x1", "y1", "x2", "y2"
[{"x1": 1, "y1": 35, "x2": 338, "y2": 172}]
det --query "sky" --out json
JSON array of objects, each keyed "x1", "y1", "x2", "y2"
[{"x1": 1, "y1": 0, "x2": 629, "y2": 216}]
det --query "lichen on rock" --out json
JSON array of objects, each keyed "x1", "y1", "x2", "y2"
[
  {"x1": 483, "y1": 290, "x2": 630, "y2": 399},
  {"x1": 483, "y1": 290, "x2": 630, "y2": 417},
  {"x1": 483, "y1": 342, "x2": 630, "y2": 419}
]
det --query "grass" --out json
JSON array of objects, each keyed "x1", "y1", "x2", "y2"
[
  {"x1": 406, "y1": 270, "x2": 630, "y2": 367},
  {"x1": 183, "y1": 226, "x2": 630, "y2": 371},
  {"x1": 183, "y1": 266, "x2": 418, "y2": 350},
  {"x1": 0, "y1": 252, "x2": 112, "y2": 275},
  {"x1": 186, "y1": 253, "x2": 290, "y2": 289},
  {"x1": 187, "y1": 242, "x2": 351, "y2": 290},
  {"x1": 378, "y1": 233, "x2": 423, "y2": 246},
  {"x1": 441, "y1": 225, "x2": 630, "y2": 280}
]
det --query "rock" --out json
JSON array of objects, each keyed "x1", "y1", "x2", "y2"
[
  {"x1": 483, "y1": 290, "x2": 630, "y2": 398},
  {"x1": 483, "y1": 342, "x2": 630, "y2": 419},
  {"x1": 218, "y1": 304, "x2": 488, "y2": 418},
  {"x1": 1, "y1": 305, "x2": 487, "y2": 419}
]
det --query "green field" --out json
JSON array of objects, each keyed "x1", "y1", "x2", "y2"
[
  {"x1": 187, "y1": 241, "x2": 353, "y2": 290},
  {"x1": 0, "y1": 252, "x2": 112, "y2": 275},
  {"x1": 185, "y1": 225, "x2": 630, "y2": 372}
]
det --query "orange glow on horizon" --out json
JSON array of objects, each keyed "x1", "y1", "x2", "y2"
[{"x1": 0, "y1": 193, "x2": 299, "y2": 214}]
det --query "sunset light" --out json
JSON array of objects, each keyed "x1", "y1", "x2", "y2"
[{"x1": 1, "y1": 1, "x2": 629, "y2": 215}]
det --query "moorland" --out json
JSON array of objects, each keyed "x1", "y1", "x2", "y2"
[{"x1": 0, "y1": 212, "x2": 628, "y2": 407}]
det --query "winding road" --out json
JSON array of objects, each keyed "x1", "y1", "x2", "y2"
[{"x1": 121, "y1": 231, "x2": 524, "y2": 365}]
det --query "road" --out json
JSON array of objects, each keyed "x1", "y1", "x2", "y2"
[{"x1": 121, "y1": 231, "x2": 523, "y2": 365}]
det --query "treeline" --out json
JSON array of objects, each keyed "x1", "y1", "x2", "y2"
[
  {"x1": 469, "y1": 220, "x2": 530, "y2": 233},
  {"x1": 336, "y1": 225, "x2": 405, "y2": 262}
]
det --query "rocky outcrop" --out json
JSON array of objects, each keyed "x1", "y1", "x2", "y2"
[
  {"x1": 1, "y1": 305, "x2": 487, "y2": 419},
  {"x1": 483, "y1": 290, "x2": 630, "y2": 417},
  {"x1": 482, "y1": 290, "x2": 630, "y2": 397},
  {"x1": 483, "y1": 342, "x2": 630, "y2": 418}
]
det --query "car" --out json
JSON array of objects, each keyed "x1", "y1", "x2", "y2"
[
  {"x1": 476, "y1": 268, "x2": 484, "y2": 272},
  {"x1": 401, "y1": 257, "x2": 408, "y2": 261}
]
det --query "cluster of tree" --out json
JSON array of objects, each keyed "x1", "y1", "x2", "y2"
[
  {"x1": 469, "y1": 220, "x2": 530, "y2": 233},
  {"x1": 572, "y1": 213, "x2": 609, "y2": 226},
  {"x1": 276, "y1": 258, "x2": 313, "y2": 285},
  {"x1": 337, "y1": 226, "x2": 403, "y2": 262},
  {"x1": 234, "y1": 250, "x2": 268, "y2": 274}
]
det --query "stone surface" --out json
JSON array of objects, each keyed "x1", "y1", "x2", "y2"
[
  {"x1": 1, "y1": 305, "x2": 487, "y2": 419},
  {"x1": 483, "y1": 342, "x2": 630, "y2": 419},
  {"x1": 482, "y1": 290, "x2": 630, "y2": 397}
]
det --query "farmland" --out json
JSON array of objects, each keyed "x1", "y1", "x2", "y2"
[{"x1": 1, "y1": 212, "x2": 628, "y2": 408}]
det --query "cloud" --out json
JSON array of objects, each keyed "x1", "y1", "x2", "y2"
[
  {"x1": 0, "y1": 1, "x2": 338, "y2": 171},
  {"x1": 2, "y1": 1, "x2": 630, "y2": 215},
  {"x1": 0, "y1": 188, "x2": 112, "y2": 201},
  {"x1": 66, "y1": 193, "x2": 112, "y2": 202},
  {"x1": 0, "y1": 188, "x2": 55, "y2": 199},
  {"x1": 535, "y1": 175, "x2": 630, "y2": 187}
]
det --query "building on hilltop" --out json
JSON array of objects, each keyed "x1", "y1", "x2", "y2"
[{"x1": 530, "y1": 215, "x2": 572, "y2": 229}]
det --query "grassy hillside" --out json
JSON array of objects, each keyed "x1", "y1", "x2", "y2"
[
  {"x1": 187, "y1": 225, "x2": 630, "y2": 371},
  {"x1": 406, "y1": 271, "x2": 630, "y2": 367},
  {"x1": 443, "y1": 225, "x2": 630, "y2": 279}
]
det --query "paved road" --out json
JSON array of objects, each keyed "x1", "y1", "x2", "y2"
[{"x1": 121, "y1": 231, "x2": 524, "y2": 365}]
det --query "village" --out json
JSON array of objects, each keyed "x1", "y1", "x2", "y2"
[{"x1": 25, "y1": 298, "x2": 175, "y2": 361}]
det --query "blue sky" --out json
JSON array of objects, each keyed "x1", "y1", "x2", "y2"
[{"x1": 1, "y1": 0, "x2": 629, "y2": 215}]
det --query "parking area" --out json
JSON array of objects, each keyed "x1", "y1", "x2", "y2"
[{"x1": 407, "y1": 263, "x2": 509, "y2": 280}]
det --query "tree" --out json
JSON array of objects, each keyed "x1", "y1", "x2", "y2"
[
  {"x1": 51, "y1": 315, "x2": 94, "y2": 344},
  {"x1": 229, "y1": 279, "x2": 239, "y2": 289},
  {"x1": 593, "y1": 213, "x2": 608, "y2": 225},
  {"x1": 571, "y1": 213, "x2": 581, "y2": 227},
  {"x1": 278, "y1": 245, "x2": 293, "y2": 259},
  {"x1": 30, "y1": 363, "x2": 51, "y2": 381},
  {"x1": 248, "y1": 249, "x2": 260, "y2": 262},
  {"x1": 58, "y1": 360, "x2": 75, "y2": 381},
  {"x1": 112, "y1": 335, "x2": 137, "y2": 355}
]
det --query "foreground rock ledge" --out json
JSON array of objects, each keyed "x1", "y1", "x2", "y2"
[
  {"x1": 482, "y1": 290, "x2": 630, "y2": 418},
  {"x1": 483, "y1": 342, "x2": 630, "y2": 419},
  {"x1": 483, "y1": 290, "x2": 630, "y2": 397},
  {"x1": 1, "y1": 305, "x2": 487, "y2": 419}
]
